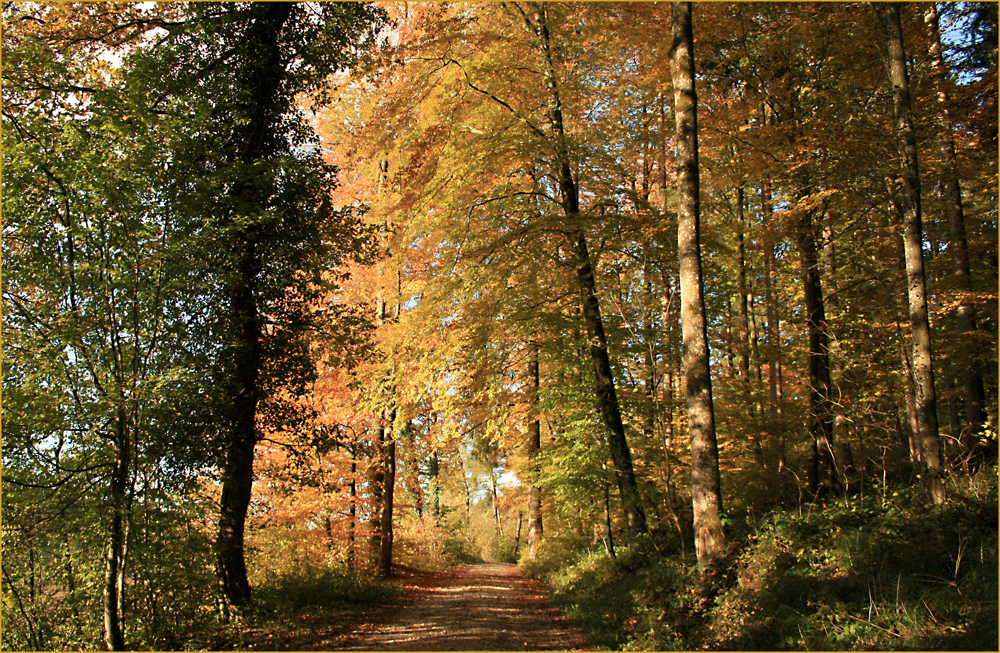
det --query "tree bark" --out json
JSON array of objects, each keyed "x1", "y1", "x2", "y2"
[
  {"x1": 215, "y1": 3, "x2": 294, "y2": 611},
  {"x1": 736, "y1": 185, "x2": 764, "y2": 467},
  {"x1": 429, "y1": 448, "x2": 441, "y2": 523},
  {"x1": 378, "y1": 407, "x2": 396, "y2": 578},
  {"x1": 762, "y1": 179, "x2": 785, "y2": 471},
  {"x1": 348, "y1": 448, "x2": 357, "y2": 568},
  {"x1": 924, "y1": 3, "x2": 987, "y2": 446},
  {"x1": 822, "y1": 211, "x2": 849, "y2": 489},
  {"x1": 526, "y1": 342, "x2": 543, "y2": 557},
  {"x1": 524, "y1": 2, "x2": 647, "y2": 540},
  {"x1": 103, "y1": 409, "x2": 130, "y2": 651},
  {"x1": 797, "y1": 197, "x2": 838, "y2": 497},
  {"x1": 882, "y1": 2, "x2": 945, "y2": 504},
  {"x1": 670, "y1": 1, "x2": 725, "y2": 566},
  {"x1": 216, "y1": 243, "x2": 259, "y2": 612},
  {"x1": 405, "y1": 422, "x2": 423, "y2": 518}
]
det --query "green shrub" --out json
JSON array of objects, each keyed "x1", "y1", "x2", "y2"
[
  {"x1": 253, "y1": 567, "x2": 400, "y2": 615},
  {"x1": 543, "y1": 467, "x2": 998, "y2": 651}
]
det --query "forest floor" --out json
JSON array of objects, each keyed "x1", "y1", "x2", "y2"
[{"x1": 218, "y1": 563, "x2": 593, "y2": 651}]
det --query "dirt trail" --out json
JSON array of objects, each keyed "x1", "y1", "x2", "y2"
[{"x1": 335, "y1": 563, "x2": 591, "y2": 651}]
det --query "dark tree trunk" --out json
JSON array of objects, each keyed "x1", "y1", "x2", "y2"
[
  {"x1": 216, "y1": 247, "x2": 259, "y2": 612},
  {"x1": 523, "y1": 2, "x2": 647, "y2": 540},
  {"x1": 925, "y1": 3, "x2": 987, "y2": 447},
  {"x1": 405, "y1": 422, "x2": 423, "y2": 518},
  {"x1": 736, "y1": 185, "x2": 764, "y2": 467},
  {"x1": 348, "y1": 449, "x2": 357, "y2": 568},
  {"x1": 797, "y1": 199, "x2": 839, "y2": 497},
  {"x1": 882, "y1": 1, "x2": 945, "y2": 504},
  {"x1": 822, "y1": 212, "x2": 849, "y2": 490},
  {"x1": 762, "y1": 179, "x2": 785, "y2": 471},
  {"x1": 215, "y1": 3, "x2": 294, "y2": 611},
  {"x1": 603, "y1": 482, "x2": 616, "y2": 560},
  {"x1": 429, "y1": 448, "x2": 441, "y2": 522},
  {"x1": 670, "y1": 1, "x2": 725, "y2": 566},
  {"x1": 378, "y1": 407, "x2": 396, "y2": 578},
  {"x1": 526, "y1": 342, "x2": 543, "y2": 557}
]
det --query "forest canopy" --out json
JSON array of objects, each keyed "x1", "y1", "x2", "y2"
[{"x1": 2, "y1": 2, "x2": 997, "y2": 651}]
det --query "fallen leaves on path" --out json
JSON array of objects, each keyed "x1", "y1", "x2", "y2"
[{"x1": 335, "y1": 563, "x2": 592, "y2": 651}]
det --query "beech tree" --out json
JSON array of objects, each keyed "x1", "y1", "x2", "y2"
[
  {"x1": 878, "y1": 2, "x2": 945, "y2": 504},
  {"x1": 122, "y1": 2, "x2": 386, "y2": 610},
  {"x1": 924, "y1": 3, "x2": 988, "y2": 450},
  {"x1": 670, "y1": 1, "x2": 726, "y2": 565}
]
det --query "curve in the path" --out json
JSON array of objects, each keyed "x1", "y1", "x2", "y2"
[{"x1": 337, "y1": 563, "x2": 591, "y2": 651}]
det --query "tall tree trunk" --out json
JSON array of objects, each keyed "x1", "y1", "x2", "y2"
[
  {"x1": 924, "y1": 3, "x2": 987, "y2": 446},
  {"x1": 523, "y1": 2, "x2": 647, "y2": 540},
  {"x1": 526, "y1": 342, "x2": 543, "y2": 558},
  {"x1": 797, "y1": 197, "x2": 838, "y2": 497},
  {"x1": 370, "y1": 425, "x2": 385, "y2": 568},
  {"x1": 217, "y1": 236, "x2": 261, "y2": 613},
  {"x1": 513, "y1": 513, "x2": 523, "y2": 560},
  {"x1": 670, "y1": 1, "x2": 725, "y2": 566},
  {"x1": 822, "y1": 211, "x2": 850, "y2": 489},
  {"x1": 736, "y1": 186, "x2": 751, "y2": 385},
  {"x1": 215, "y1": 4, "x2": 294, "y2": 611},
  {"x1": 736, "y1": 185, "x2": 764, "y2": 467},
  {"x1": 882, "y1": 2, "x2": 945, "y2": 504},
  {"x1": 762, "y1": 180, "x2": 785, "y2": 471},
  {"x1": 348, "y1": 448, "x2": 357, "y2": 568}
]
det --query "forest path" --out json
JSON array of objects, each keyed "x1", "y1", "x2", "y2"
[{"x1": 333, "y1": 563, "x2": 592, "y2": 651}]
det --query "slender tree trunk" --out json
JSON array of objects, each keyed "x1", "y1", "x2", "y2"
[
  {"x1": 822, "y1": 212, "x2": 849, "y2": 489},
  {"x1": 370, "y1": 423, "x2": 385, "y2": 568},
  {"x1": 736, "y1": 186, "x2": 751, "y2": 385},
  {"x1": 429, "y1": 449, "x2": 441, "y2": 523},
  {"x1": 925, "y1": 3, "x2": 987, "y2": 446},
  {"x1": 882, "y1": 2, "x2": 945, "y2": 504},
  {"x1": 797, "y1": 197, "x2": 839, "y2": 497},
  {"x1": 513, "y1": 513, "x2": 523, "y2": 560},
  {"x1": 526, "y1": 342, "x2": 543, "y2": 557},
  {"x1": 671, "y1": 1, "x2": 725, "y2": 566},
  {"x1": 348, "y1": 449, "x2": 357, "y2": 567},
  {"x1": 603, "y1": 482, "x2": 616, "y2": 560},
  {"x1": 378, "y1": 407, "x2": 396, "y2": 578},
  {"x1": 103, "y1": 410, "x2": 130, "y2": 651},
  {"x1": 643, "y1": 261, "x2": 658, "y2": 442},
  {"x1": 405, "y1": 422, "x2": 423, "y2": 518},
  {"x1": 524, "y1": 2, "x2": 647, "y2": 540},
  {"x1": 736, "y1": 185, "x2": 764, "y2": 467},
  {"x1": 762, "y1": 180, "x2": 785, "y2": 471}
]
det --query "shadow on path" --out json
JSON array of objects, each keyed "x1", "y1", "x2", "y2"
[{"x1": 335, "y1": 563, "x2": 591, "y2": 651}]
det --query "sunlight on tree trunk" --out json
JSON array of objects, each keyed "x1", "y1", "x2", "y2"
[
  {"x1": 881, "y1": 1, "x2": 945, "y2": 504},
  {"x1": 670, "y1": 0, "x2": 725, "y2": 566}
]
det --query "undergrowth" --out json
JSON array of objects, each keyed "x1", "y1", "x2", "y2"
[
  {"x1": 526, "y1": 468, "x2": 998, "y2": 651},
  {"x1": 253, "y1": 567, "x2": 401, "y2": 615}
]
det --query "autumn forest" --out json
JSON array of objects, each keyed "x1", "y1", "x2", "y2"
[{"x1": 2, "y1": 2, "x2": 998, "y2": 651}]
